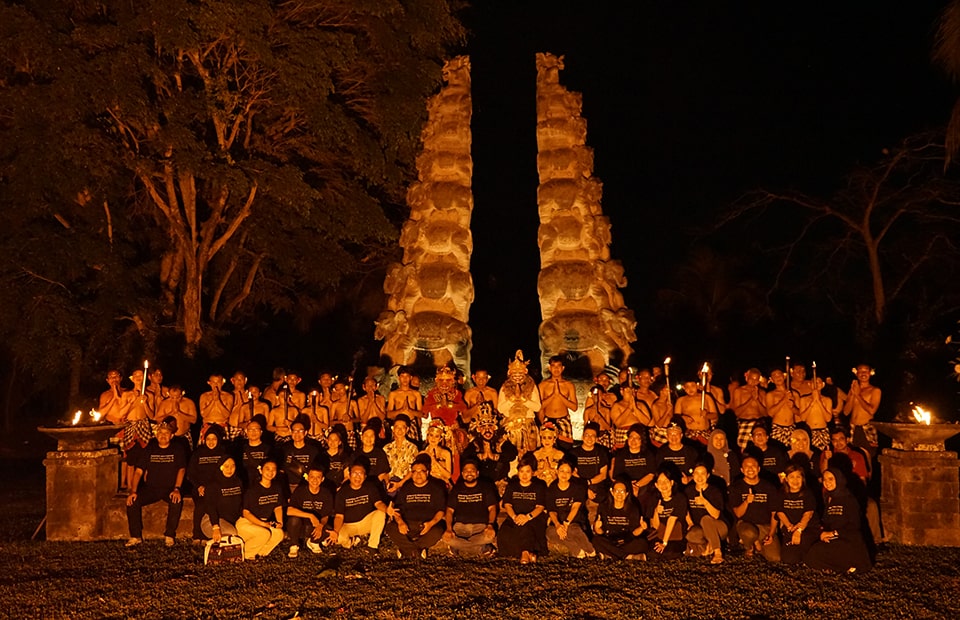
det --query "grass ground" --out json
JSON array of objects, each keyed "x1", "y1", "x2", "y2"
[{"x1": 3, "y1": 458, "x2": 959, "y2": 619}]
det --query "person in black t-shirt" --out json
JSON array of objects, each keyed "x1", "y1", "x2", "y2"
[
  {"x1": 385, "y1": 455, "x2": 447, "y2": 558},
  {"x1": 497, "y1": 454, "x2": 548, "y2": 564},
  {"x1": 187, "y1": 424, "x2": 228, "y2": 543},
  {"x1": 286, "y1": 464, "x2": 335, "y2": 557},
  {"x1": 774, "y1": 464, "x2": 820, "y2": 565},
  {"x1": 331, "y1": 462, "x2": 388, "y2": 550},
  {"x1": 444, "y1": 460, "x2": 500, "y2": 557},
  {"x1": 125, "y1": 423, "x2": 187, "y2": 547},
  {"x1": 282, "y1": 419, "x2": 321, "y2": 492},
  {"x1": 202, "y1": 456, "x2": 243, "y2": 543},
  {"x1": 237, "y1": 417, "x2": 273, "y2": 488},
  {"x1": 729, "y1": 456, "x2": 781, "y2": 562},
  {"x1": 593, "y1": 478, "x2": 649, "y2": 560},
  {"x1": 236, "y1": 459, "x2": 285, "y2": 559},
  {"x1": 569, "y1": 422, "x2": 610, "y2": 501},
  {"x1": 649, "y1": 464, "x2": 688, "y2": 559},
  {"x1": 655, "y1": 424, "x2": 702, "y2": 485},
  {"x1": 546, "y1": 461, "x2": 595, "y2": 558},
  {"x1": 684, "y1": 463, "x2": 729, "y2": 564}
]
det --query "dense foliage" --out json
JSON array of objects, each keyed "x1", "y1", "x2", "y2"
[{"x1": 0, "y1": 0, "x2": 465, "y2": 412}]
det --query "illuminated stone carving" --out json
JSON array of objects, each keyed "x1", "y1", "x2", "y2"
[
  {"x1": 535, "y1": 52, "x2": 635, "y2": 375},
  {"x1": 377, "y1": 56, "x2": 474, "y2": 373}
]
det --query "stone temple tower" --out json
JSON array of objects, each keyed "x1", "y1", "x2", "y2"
[
  {"x1": 535, "y1": 52, "x2": 636, "y2": 378},
  {"x1": 375, "y1": 56, "x2": 474, "y2": 376}
]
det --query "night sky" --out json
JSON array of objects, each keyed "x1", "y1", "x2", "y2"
[{"x1": 462, "y1": 1, "x2": 954, "y2": 377}]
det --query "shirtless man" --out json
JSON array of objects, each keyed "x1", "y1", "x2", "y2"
[
  {"x1": 610, "y1": 385, "x2": 651, "y2": 450},
  {"x1": 227, "y1": 371, "x2": 250, "y2": 440},
  {"x1": 647, "y1": 384, "x2": 675, "y2": 448},
  {"x1": 317, "y1": 372, "x2": 336, "y2": 408},
  {"x1": 329, "y1": 380, "x2": 360, "y2": 445},
  {"x1": 144, "y1": 367, "x2": 168, "y2": 421},
  {"x1": 765, "y1": 369, "x2": 799, "y2": 447},
  {"x1": 584, "y1": 373, "x2": 617, "y2": 449},
  {"x1": 387, "y1": 368, "x2": 422, "y2": 426},
  {"x1": 538, "y1": 356, "x2": 578, "y2": 447},
  {"x1": 100, "y1": 370, "x2": 130, "y2": 426},
  {"x1": 199, "y1": 374, "x2": 233, "y2": 435},
  {"x1": 798, "y1": 376, "x2": 833, "y2": 450},
  {"x1": 698, "y1": 366, "x2": 727, "y2": 414},
  {"x1": 121, "y1": 369, "x2": 153, "y2": 491},
  {"x1": 843, "y1": 364, "x2": 881, "y2": 461},
  {"x1": 730, "y1": 368, "x2": 768, "y2": 452},
  {"x1": 463, "y1": 369, "x2": 497, "y2": 427},
  {"x1": 284, "y1": 373, "x2": 307, "y2": 411},
  {"x1": 156, "y1": 385, "x2": 198, "y2": 447},
  {"x1": 674, "y1": 381, "x2": 717, "y2": 445},
  {"x1": 267, "y1": 378, "x2": 300, "y2": 443},
  {"x1": 262, "y1": 367, "x2": 287, "y2": 407},
  {"x1": 357, "y1": 377, "x2": 386, "y2": 426},
  {"x1": 789, "y1": 364, "x2": 813, "y2": 399}
]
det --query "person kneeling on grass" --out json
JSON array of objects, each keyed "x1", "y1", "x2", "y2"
[
  {"x1": 385, "y1": 454, "x2": 447, "y2": 558},
  {"x1": 286, "y1": 464, "x2": 335, "y2": 558},
  {"x1": 330, "y1": 460, "x2": 388, "y2": 551},
  {"x1": 125, "y1": 421, "x2": 187, "y2": 548},
  {"x1": 236, "y1": 460, "x2": 284, "y2": 560}
]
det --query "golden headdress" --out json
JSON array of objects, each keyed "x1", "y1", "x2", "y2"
[{"x1": 507, "y1": 349, "x2": 529, "y2": 376}]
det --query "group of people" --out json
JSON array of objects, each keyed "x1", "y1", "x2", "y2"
[{"x1": 110, "y1": 351, "x2": 880, "y2": 572}]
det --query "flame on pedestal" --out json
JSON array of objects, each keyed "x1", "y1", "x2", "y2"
[
  {"x1": 71, "y1": 411, "x2": 82, "y2": 425},
  {"x1": 912, "y1": 405, "x2": 933, "y2": 425}
]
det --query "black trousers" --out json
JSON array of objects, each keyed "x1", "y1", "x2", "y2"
[{"x1": 127, "y1": 486, "x2": 183, "y2": 538}]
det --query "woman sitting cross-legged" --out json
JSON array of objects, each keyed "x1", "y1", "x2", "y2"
[
  {"x1": 648, "y1": 463, "x2": 688, "y2": 560},
  {"x1": 497, "y1": 453, "x2": 548, "y2": 564},
  {"x1": 593, "y1": 478, "x2": 649, "y2": 560},
  {"x1": 235, "y1": 459, "x2": 285, "y2": 560},
  {"x1": 201, "y1": 456, "x2": 243, "y2": 543}
]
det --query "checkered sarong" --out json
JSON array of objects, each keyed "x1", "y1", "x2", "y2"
[
  {"x1": 123, "y1": 419, "x2": 153, "y2": 452},
  {"x1": 612, "y1": 427, "x2": 629, "y2": 450},
  {"x1": 771, "y1": 423, "x2": 794, "y2": 447},
  {"x1": 736, "y1": 420, "x2": 758, "y2": 451},
  {"x1": 649, "y1": 426, "x2": 669, "y2": 447},
  {"x1": 686, "y1": 427, "x2": 711, "y2": 445},
  {"x1": 597, "y1": 429, "x2": 614, "y2": 450},
  {"x1": 224, "y1": 424, "x2": 244, "y2": 441},
  {"x1": 810, "y1": 428, "x2": 830, "y2": 451}
]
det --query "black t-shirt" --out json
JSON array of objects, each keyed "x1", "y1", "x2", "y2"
[
  {"x1": 137, "y1": 440, "x2": 188, "y2": 490},
  {"x1": 282, "y1": 442, "x2": 321, "y2": 487},
  {"x1": 322, "y1": 448, "x2": 351, "y2": 488},
  {"x1": 822, "y1": 492, "x2": 861, "y2": 536},
  {"x1": 187, "y1": 446, "x2": 227, "y2": 488},
  {"x1": 612, "y1": 447, "x2": 655, "y2": 482},
  {"x1": 569, "y1": 445, "x2": 610, "y2": 482},
  {"x1": 335, "y1": 478, "x2": 385, "y2": 524},
  {"x1": 351, "y1": 447, "x2": 390, "y2": 479},
  {"x1": 207, "y1": 474, "x2": 244, "y2": 524},
  {"x1": 655, "y1": 443, "x2": 701, "y2": 477},
  {"x1": 394, "y1": 478, "x2": 447, "y2": 523},
  {"x1": 289, "y1": 484, "x2": 335, "y2": 521},
  {"x1": 598, "y1": 498, "x2": 642, "y2": 536},
  {"x1": 243, "y1": 480, "x2": 283, "y2": 521},
  {"x1": 653, "y1": 492, "x2": 689, "y2": 538},
  {"x1": 684, "y1": 483, "x2": 727, "y2": 526},
  {"x1": 777, "y1": 487, "x2": 820, "y2": 530},
  {"x1": 547, "y1": 478, "x2": 589, "y2": 527},
  {"x1": 728, "y1": 478, "x2": 778, "y2": 525},
  {"x1": 502, "y1": 477, "x2": 547, "y2": 515},
  {"x1": 240, "y1": 440, "x2": 272, "y2": 486},
  {"x1": 447, "y1": 479, "x2": 500, "y2": 525},
  {"x1": 752, "y1": 444, "x2": 790, "y2": 482}
]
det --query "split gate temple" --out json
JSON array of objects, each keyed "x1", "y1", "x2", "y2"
[{"x1": 375, "y1": 53, "x2": 636, "y2": 392}]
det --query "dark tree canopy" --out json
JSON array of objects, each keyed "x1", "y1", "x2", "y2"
[{"x1": 0, "y1": 0, "x2": 465, "y2": 412}]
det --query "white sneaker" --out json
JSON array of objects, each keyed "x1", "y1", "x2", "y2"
[
  {"x1": 124, "y1": 538, "x2": 142, "y2": 548},
  {"x1": 164, "y1": 536, "x2": 175, "y2": 547},
  {"x1": 305, "y1": 539, "x2": 322, "y2": 554},
  {"x1": 288, "y1": 545, "x2": 299, "y2": 558}
]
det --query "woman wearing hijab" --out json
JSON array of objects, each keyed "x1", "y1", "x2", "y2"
[
  {"x1": 804, "y1": 468, "x2": 872, "y2": 573},
  {"x1": 705, "y1": 429, "x2": 740, "y2": 490},
  {"x1": 187, "y1": 424, "x2": 228, "y2": 543},
  {"x1": 202, "y1": 456, "x2": 244, "y2": 542}
]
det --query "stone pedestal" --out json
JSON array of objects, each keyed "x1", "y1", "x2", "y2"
[
  {"x1": 878, "y1": 448, "x2": 960, "y2": 546},
  {"x1": 41, "y1": 425, "x2": 122, "y2": 541}
]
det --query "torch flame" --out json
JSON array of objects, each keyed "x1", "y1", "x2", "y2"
[
  {"x1": 90, "y1": 409, "x2": 102, "y2": 423},
  {"x1": 664, "y1": 357, "x2": 671, "y2": 365},
  {"x1": 72, "y1": 410, "x2": 83, "y2": 425},
  {"x1": 912, "y1": 405, "x2": 933, "y2": 425},
  {"x1": 700, "y1": 362, "x2": 710, "y2": 374}
]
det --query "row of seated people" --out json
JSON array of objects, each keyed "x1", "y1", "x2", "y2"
[{"x1": 124, "y1": 414, "x2": 873, "y2": 572}]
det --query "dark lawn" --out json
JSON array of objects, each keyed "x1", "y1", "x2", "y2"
[{"x1": 2, "y1": 459, "x2": 959, "y2": 619}]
